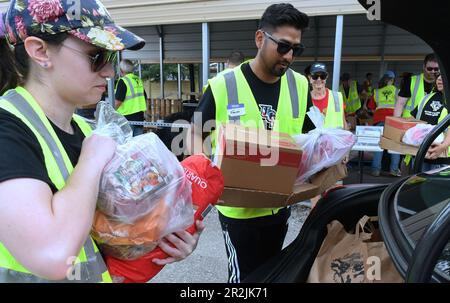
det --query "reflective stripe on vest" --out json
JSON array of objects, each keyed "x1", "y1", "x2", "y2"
[
  {"x1": 0, "y1": 88, "x2": 111, "y2": 283},
  {"x1": 210, "y1": 65, "x2": 308, "y2": 219},
  {"x1": 323, "y1": 90, "x2": 344, "y2": 129},
  {"x1": 223, "y1": 69, "x2": 300, "y2": 122},
  {"x1": 403, "y1": 74, "x2": 424, "y2": 118},
  {"x1": 416, "y1": 92, "x2": 448, "y2": 123},
  {"x1": 116, "y1": 74, "x2": 147, "y2": 116},
  {"x1": 415, "y1": 92, "x2": 450, "y2": 157}
]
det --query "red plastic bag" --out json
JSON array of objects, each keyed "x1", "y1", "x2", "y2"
[{"x1": 105, "y1": 154, "x2": 224, "y2": 283}]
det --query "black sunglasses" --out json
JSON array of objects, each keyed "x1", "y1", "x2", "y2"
[
  {"x1": 426, "y1": 67, "x2": 440, "y2": 72},
  {"x1": 262, "y1": 31, "x2": 305, "y2": 57},
  {"x1": 311, "y1": 74, "x2": 328, "y2": 80},
  {"x1": 62, "y1": 44, "x2": 118, "y2": 72}
]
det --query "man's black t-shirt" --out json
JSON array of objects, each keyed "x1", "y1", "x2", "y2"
[
  {"x1": 0, "y1": 109, "x2": 85, "y2": 193},
  {"x1": 411, "y1": 91, "x2": 448, "y2": 124},
  {"x1": 398, "y1": 75, "x2": 434, "y2": 98},
  {"x1": 115, "y1": 79, "x2": 147, "y2": 122},
  {"x1": 194, "y1": 63, "x2": 314, "y2": 132}
]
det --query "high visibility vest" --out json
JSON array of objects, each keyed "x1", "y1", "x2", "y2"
[
  {"x1": 0, "y1": 87, "x2": 112, "y2": 283},
  {"x1": 116, "y1": 73, "x2": 147, "y2": 116},
  {"x1": 374, "y1": 85, "x2": 399, "y2": 109},
  {"x1": 340, "y1": 81, "x2": 361, "y2": 114},
  {"x1": 321, "y1": 89, "x2": 345, "y2": 129},
  {"x1": 415, "y1": 92, "x2": 448, "y2": 123},
  {"x1": 202, "y1": 68, "x2": 234, "y2": 93},
  {"x1": 210, "y1": 64, "x2": 308, "y2": 219},
  {"x1": 403, "y1": 74, "x2": 426, "y2": 118},
  {"x1": 415, "y1": 92, "x2": 450, "y2": 156}
]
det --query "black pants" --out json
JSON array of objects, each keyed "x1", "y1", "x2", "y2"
[{"x1": 218, "y1": 208, "x2": 290, "y2": 283}]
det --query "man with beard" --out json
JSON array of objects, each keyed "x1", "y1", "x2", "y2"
[
  {"x1": 189, "y1": 3, "x2": 313, "y2": 283},
  {"x1": 394, "y1": 53, "x2": 440, "y2": 118}
]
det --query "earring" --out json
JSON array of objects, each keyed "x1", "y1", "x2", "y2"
[{"x1": 42, "y1": 62, "x2": 48, "y2": 68}]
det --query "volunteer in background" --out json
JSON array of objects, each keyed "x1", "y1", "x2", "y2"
[
  {"x1": 115, "y1": 59, "x2": 148, "y2": 136},
  {"x1": 394, "y1": 53, "x2": 440, "y2": 118},
  {"x1": 367, "y1": 71, "x2": 401, "y2": 177},
  {"x1": 412, "y1": 74, "x2": 449, "y2": 171},
  {"x1": 190, "y1": 3, "x2": 314, "y2": 283},
  {"x1": 361, "y1": 72, "x2": 374, "y2": 108},
  {"x1": 223, "y1": 50, "x2": 245, "y2": 73},
  {"x1": 202, "y1": 50, "x2": 245, "y2": 92},
  {"x1": 0, "y1": 0, "x2": 202, "y2": 283},
  {"x1": 339, "y1": 72, "x2": 362, "y2": 116},
  {"x1": 309, "y1": 62, "x2": 346, "y2": 129}
]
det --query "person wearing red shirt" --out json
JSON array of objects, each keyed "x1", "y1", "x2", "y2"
[{"x1": 309, "y1": 63, "x2": 347, "y2": 129}]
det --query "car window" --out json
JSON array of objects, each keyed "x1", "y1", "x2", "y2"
[{"x1": 394, "y1": 166, "x2": 450, "y2": 278}]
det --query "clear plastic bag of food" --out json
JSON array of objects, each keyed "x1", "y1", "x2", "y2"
[
  {"x1": 90, "y1": 102, "x2": 194, "y2": 260},
  {"x1": 402, "y1": 124, "x2": 444, "y2": 146},
  {"x1": 92, "y1": 177, "x2": 193, "y2": 260},
  {"x1": 293, "y1": 107, "x2": 356, "y2": 185}
]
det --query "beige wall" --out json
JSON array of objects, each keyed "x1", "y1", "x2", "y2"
[{"x1": 145, "y1": 80, "x2": 200, "y2": 100}]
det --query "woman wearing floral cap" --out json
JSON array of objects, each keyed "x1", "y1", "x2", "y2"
[{"x1": 0, "y1": 0, "x2": 203, "y2": 283}]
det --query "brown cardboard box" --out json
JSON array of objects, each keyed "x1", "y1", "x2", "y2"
[
  {"x1": 383, "y1": 116, "x2": 426, "y2": 142},
  {"x1": 380, "y1": 136, "x2": 447, "y2": 157},
  {"x1": 214, "y1": 124, "x2": 302, "y2": 194},
  {"x1": 218, "y1": 164, "x2": 348, "y2": 208},
  {"x1": 379, "y1": 136, "x2": 418, "y2": 155}
]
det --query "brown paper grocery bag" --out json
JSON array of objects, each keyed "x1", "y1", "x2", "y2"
[{"x1": 307, "y1": 216, "x2": 403, "y2": 283}]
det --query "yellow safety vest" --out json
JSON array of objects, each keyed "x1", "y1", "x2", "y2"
[
  {"x1": 0, "y1": 87, "x2": 112, "y2": 283},
  {"x1": 322, "y1": 89, "x2": 345, "y2": 129},
  {"x1": 116, "y1": 73, "x2": 147, "y2": 116},
  {"x1": 374, "y1": 85, "x2": 399, "y2": 109},
  {"x1": 340, "y1": 81, "x2": 361, "y2": 114},
  {"x1": 210, "y1": 64, "x2": 308, "y2": 219},
  {"x1": 403, "y1": 73, "x2": 427, "y2": 118}
]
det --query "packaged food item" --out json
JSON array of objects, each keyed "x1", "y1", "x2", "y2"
[
  {"x1": 293, "y1": 107, "x2": 356, "y2": 184},
  {"x1": 105, "y1": 154, "x2": 225, "y2": 283},
  {"x1": 402, "y1": 124, "x2": 444, "y2": 146}
]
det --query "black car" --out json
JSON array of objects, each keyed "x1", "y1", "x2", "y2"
[{"x1": 244, "y1": 0, "x2": 450, "y2": 283}]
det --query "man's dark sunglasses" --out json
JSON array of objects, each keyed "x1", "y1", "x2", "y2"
[
  {"x1": 311, "y1": 73, "x2": 328, "y2": 80},
  {"x1": 262, "y1": 31, "x2": 305, "y2": 57},
  {"x1": 426, "y1": 67, "x2": 440, "y2": 72},
  {"x1": 61, "y1": 44, "x2": 118, "y2": 72}
]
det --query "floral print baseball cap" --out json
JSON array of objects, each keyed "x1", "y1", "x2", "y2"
[{"x1": 4, "y1": 0, "x2": 145, "y2": 51}]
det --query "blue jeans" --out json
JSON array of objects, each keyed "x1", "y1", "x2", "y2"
[
  {"x1": 421, "y1": 162, "x2": 444, "y2": 173},
  {"x1": 371, "y1": 122, "x2": 400, "y2": 172},
  {"x1": 131, "y1": 125, "x2": 144, "y2": 137}
]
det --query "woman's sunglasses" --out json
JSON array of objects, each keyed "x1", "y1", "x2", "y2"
[
  {"x1": 311, "y1": 74, "x2": 328, "y2": 80},
  {"x1": 61, "y1": 44, "x2": 118, "y2": 72},
  {"x1": 426, "y1": 67, "x2": 440, "y2": 72},
  {"x1": 262, "y1": 31, "x2": 305, "y2": 57}
]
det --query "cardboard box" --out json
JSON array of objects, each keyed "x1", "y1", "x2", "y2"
[
  {"x1": 214, "y1": 124, "x2": 302, "y2": 194},
  {"x1": 380, "y1": 136, "x2": 447, "y2": 157},
  {"x1": 379, "y1": 136, "x2": 418, "y2": 155},
  {"x1": 383, "y1": 116, "x2": 426, "y2": 142},
  {"x1": 218, "y1": 164, "x2": 348, "y2": 208}
]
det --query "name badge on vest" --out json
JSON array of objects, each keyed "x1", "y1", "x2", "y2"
[{"x1": 227, "y1": 104, "x2": 246, "y2": 117}]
